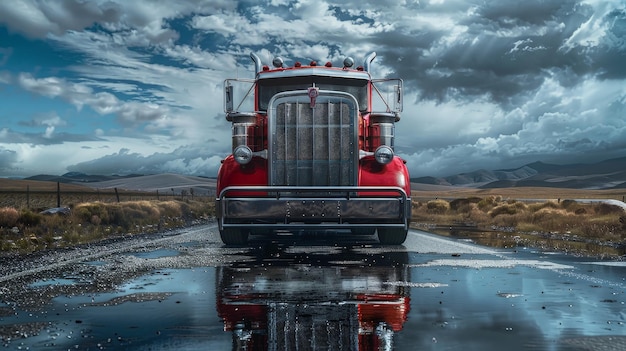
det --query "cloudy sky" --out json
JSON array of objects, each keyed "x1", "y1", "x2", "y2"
[{"x1": 0, "y1": 0, "x2": 624, "y2": 178}]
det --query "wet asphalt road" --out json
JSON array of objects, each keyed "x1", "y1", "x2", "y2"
[{"x1": 0, "y1": 224, "x2": 625, "y2": 351}]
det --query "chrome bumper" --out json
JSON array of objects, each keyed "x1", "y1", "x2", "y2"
[{"x1": 216, "y1": 186, "x2": 411, "y2": 231}]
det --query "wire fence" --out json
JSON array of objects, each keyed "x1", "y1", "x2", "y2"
[{"x1": 0, "y1": 183, "x2": 216, "y2": 211}]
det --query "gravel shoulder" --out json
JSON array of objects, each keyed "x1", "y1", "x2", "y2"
[{"x1": 0, "y1": 223, "x2": 246, "y2": 311}]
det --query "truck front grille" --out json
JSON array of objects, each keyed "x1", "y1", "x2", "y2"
[{"x1": 269, "y1": 93, "x2": 358, "y2": 187}]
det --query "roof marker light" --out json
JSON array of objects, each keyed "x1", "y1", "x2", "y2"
[
  {"x1": 343, "y1": 57, "x2": 354, "y2": 68},
  {"x1": 310, "y1": 60, "x2": 317, "y2": 66},
  {"x1": 325, "y1": 61, "x2": 332, "y2": 67},
  {"x1": 272, "y1": 57, "x2": 284, "y2": 68}
]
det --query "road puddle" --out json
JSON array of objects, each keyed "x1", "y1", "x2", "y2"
[
  {"x1": 1, "y1": 228, "x2": 625, "y2": 350},
  {"x1": 29, "y1": 277, "x2": 83, "y2": 288},
  {"x1": 217, "y1": 246, "x2": 411, "y2": 350}
]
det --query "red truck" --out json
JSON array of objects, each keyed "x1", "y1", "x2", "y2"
[{"x1": 216, "y1": 52, "x2": 411, "y2": 245}]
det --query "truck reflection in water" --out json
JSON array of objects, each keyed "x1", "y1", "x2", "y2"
[{"x1": 216, "y1": 246, "x2": 410, "y2": 351}]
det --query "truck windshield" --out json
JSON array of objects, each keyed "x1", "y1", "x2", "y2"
[{"x1": 258, "y1": 76, "x2": 368, "y2": 111}]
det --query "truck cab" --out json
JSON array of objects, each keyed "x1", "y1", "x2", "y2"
[{"x1": 216, "y1": 52, "x2": 411, "y2": 245}]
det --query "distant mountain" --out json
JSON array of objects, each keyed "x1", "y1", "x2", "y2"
[
  {"x1": 20, "y1": 156, "x2": 626, "y2": 192},
  {"x1": 81, "y1": 173, "x2": 217, "y2": 193},
  {"x1": 22, "y1": 173, "x2": 218, "y2": 195},
  {"x1": 411, "y1": 156, "x2": 626, "y2": 190},
  {"x1": 25, "y1": 172, "x2": 141, "y2": 183}
]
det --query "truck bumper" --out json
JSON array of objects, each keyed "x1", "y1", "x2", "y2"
[{"x1": 216, "y1": 186, "x2": 411, "y2": 231}]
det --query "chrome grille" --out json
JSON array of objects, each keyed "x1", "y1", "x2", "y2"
[{"x1": 269, "y1": 92, "x2": 358, "y2": 187}]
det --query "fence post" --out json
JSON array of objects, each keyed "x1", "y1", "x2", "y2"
[
  {"x1": 57, "y1": 182, "x2": 61, "y2": 208},
  {"x1": 114, "y1": 188, "x2": 120, "y2": 203},
  {"x1": 27, "y1": 185, "x2": 30, "y2": 209}
]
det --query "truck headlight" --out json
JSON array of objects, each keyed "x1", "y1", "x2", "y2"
[
  {"x1": 233, "y1": 145, "x2": 253, "y2": 165},
  {"x1": 374, "y1": 145, "x2": 394, "y2": 165}
]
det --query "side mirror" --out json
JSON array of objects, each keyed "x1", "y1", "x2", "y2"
[
  {"x1": 225, "y1": 83, "x2": 234, "y2": 113},
  {"x1": 394, "y1": 84, "x2": 403, "y2": 112}
]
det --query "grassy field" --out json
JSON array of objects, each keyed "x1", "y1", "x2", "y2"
[
  {"x1": 0, "y1": 179, "x2": 184, "y2": 210},
  {"x1": 0, "y1": 199, "x2": 214, "y2": 253},
  {"x1": 411, "y1": 185, "x2": 626, "y2": 202},
  {"x1": 411, "y1": 188, "x2": 626, "y2": 258},
  {"x1": 0, "y1": 179, "x2": 214, "y2": 253},
  {"x1": 1, "y1": 179, "x2": 625, "y2": 257}
]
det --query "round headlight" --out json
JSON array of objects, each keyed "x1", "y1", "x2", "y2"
[
  {"x1": 374, "y1": 145, "x2": 394, "y2": 165},
  {"x1": 233, "y1": 145, "x2": 253, "y2": 165}
]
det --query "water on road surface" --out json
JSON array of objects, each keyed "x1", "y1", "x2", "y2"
[{"x1": 0, "y1": 225, "x2": 624, "y2": 350}]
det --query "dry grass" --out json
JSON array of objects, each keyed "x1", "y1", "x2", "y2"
[
  {"x1": 0, "y1": 178, "x2": 211, "y2": 253},
  {"x1": 412, "y1": 189, "x2": 626, "y2": 258},
  {"x1": 411, "y1": 186, "x2": 626, "y2": 202},
  {"x1": 0, "y1": 199, "x2": 215, "y2": 253},
  {"x1": 3, "y1": 181, "x2": 626, "y2": 257},
  {"x1": 0, "y1": 178, "x2": 200, "y2": 210},
  {"x1": 0, "y1": 207, "x2": 20, "y2": 227}
]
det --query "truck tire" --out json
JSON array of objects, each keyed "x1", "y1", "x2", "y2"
[
  {"x1": 220, "y1": 228, "x2": 249, "y2": 246},
  {"x1": 377, "y1": 227, "x2": 407, "y2": 245}
]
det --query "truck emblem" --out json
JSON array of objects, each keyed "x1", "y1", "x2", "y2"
[{"x1": 308, "y1": 86, "x2": 319, "y2": 108}]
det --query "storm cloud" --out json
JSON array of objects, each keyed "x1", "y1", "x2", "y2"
[{"x1": 0, "y1": 0, "x2": 624, "y2": 177}]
